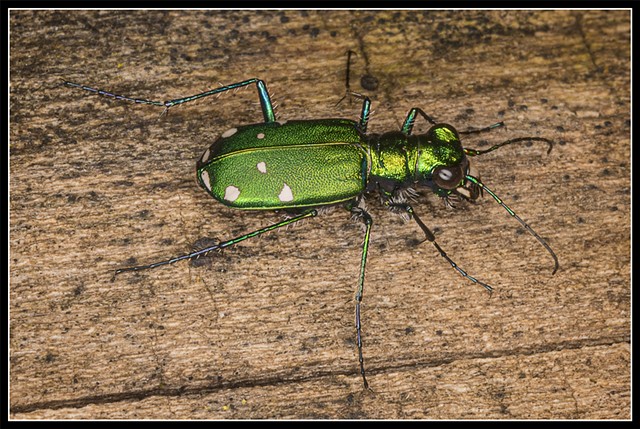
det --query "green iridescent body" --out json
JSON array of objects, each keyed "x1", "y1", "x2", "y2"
[{"x1": 196, "y1": 119, "x2": 466, "y2": 209}]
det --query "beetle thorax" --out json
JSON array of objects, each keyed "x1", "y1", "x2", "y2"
[{"x1": 366, "y1": 131, "x2": 420, "y2": 193}]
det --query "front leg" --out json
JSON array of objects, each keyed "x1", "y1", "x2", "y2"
[
  {"x1": 401, "y1": 107, "x2": 437, "y2": 135},
  {"x1": 384, "y1": 200, "x2": 494, "y2": 294}
]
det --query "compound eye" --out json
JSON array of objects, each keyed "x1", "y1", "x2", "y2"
[{"x1": 433, "y1": 165, "x2": 463, "y2": 189}]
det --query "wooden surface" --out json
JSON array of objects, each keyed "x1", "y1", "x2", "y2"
[{"x1": 10, "y1": 10, "x2": 630, "y2": 419}]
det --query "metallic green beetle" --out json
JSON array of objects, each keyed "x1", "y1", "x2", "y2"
[{"x1": 64, "y1": 75, "x2": 558, "y2": 389}]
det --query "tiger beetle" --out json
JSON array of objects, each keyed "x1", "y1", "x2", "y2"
[{"x1": 64, "y1": 54, "x2": 558, "y2": 390}]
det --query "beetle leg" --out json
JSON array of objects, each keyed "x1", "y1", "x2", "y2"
[
  {"x1": 335, "y1": 49, "x2": 358, "y2": 107},
  {"x1": 401, "y1": 108, "x2": 438, "y2": 135},
  {"x1": 401, "y1": 109, "x2": 503, "y2": 136},
  {"x1": 459, "y1": 121, "x2": 505, "y2": 135},
  {"x1": 350, "y1": 205, "x2": 373, "y2": 390},
  {"x1": 64, "y1": 78, "x2": 276, "y2": 123},
  {"x1": 334, "y1": 50, "x2": 372, "y2": 133},
  {"x1": 114, "y1": 209, "x2": 317, "y2": 276},
  {"x1": 336, "y1": 91, "x2": 371, "y2": 133},
  {"x1": 385, "y1": 201, "x2": 494, "y2": 294},
  {"x1": 356, "y1": 96, "x2": 372, "y2": 133}
]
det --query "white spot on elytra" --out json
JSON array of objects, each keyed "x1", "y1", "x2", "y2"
[
  {"x1": 278, "y1": 183, "x2": 293, "y2": 202},
  {"x1": 201, "y1": 170, "x2": 212, "y2": 192},
  {"x1": 201, "y1": 148, "x2": 210, "y2": 163},
  {"x1": 256, "y1": 162, "x2": 267, "y2": 174},
  {"x1": 257, "y1": 133, "x2": 265, "y2": 139},
  {"x1": 224, "y1": 185, "x2": 240, "y2": 202},
  {"x1": 221, "y1": 127, "x2": 238, "y2": 138}
]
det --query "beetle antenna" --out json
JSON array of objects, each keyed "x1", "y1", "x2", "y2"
[
  {"x1": 464, "y1": 137, "x2": 554, "y2": 157},
  {"x1": 464, "y1": 175, "x2": 559, "y2": 274}
]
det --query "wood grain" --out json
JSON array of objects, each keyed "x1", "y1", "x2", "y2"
[{"x1": 10, "y1": 10, "x2": 630, "y2": 419}]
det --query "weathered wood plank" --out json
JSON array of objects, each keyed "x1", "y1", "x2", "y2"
[{"x1": 10, "y1": 10, "x2": 630, "y2": 419}]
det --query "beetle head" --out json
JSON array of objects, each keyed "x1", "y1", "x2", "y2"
[{"x1": 415, "y1": 124, "x2": 481, "y2": 201}]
